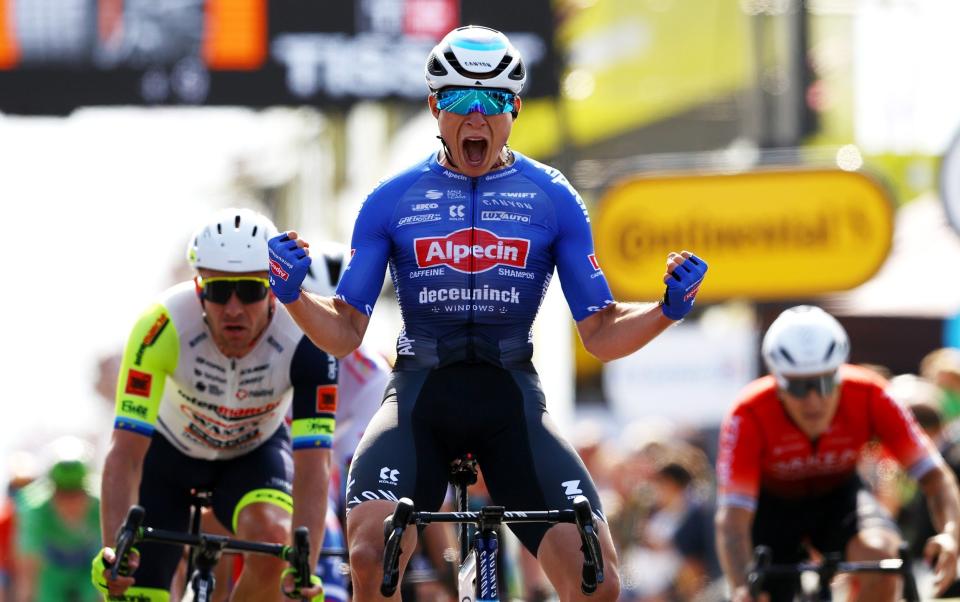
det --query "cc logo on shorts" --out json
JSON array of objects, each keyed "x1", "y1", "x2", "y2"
[{"x1": 379, "y1": 467, "x2": 399, "y2": 483}]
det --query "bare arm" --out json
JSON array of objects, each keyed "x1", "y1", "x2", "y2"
[
  {"x1": 715, "y1": 505, "x2": 757, "y2": 602},
  {"x1": 291, "y1": 448, "x2": 331, "y2": 570},
  {"x1": 576, "y1": 301, "x2": 674, "y2": 362},
  {"x1": 275, "y1": 231, "x2": 370, "y2": 358},
  {"x1": 919, "y1": 464, "x2": 960, "y2": 594},
  {"x1": 576, "y1": 251, "x2": 699, "y2": 362},
  {"x1": 285, "y1": 293, "x2": 370, "y2": 359},
  {"x1": 100, "y1": 430, "x2": 151, "y2": 546},
  {"x1": 12, "y1": 554, "x2": 38, "y2": 602}
]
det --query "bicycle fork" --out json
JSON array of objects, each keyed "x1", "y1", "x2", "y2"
[
  {"x1": 460, "y1": 505, "x2": 504, "y2": 602},
  {"x1": 459, "y1": 529, "x2": 500, "y2": 602}
]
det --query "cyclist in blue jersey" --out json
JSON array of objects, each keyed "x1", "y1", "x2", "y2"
[{"x1": 269, "y1": 26, "x2": 708, "y2": 601}]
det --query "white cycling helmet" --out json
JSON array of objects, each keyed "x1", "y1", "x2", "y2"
[
  {"x1": 301, "y1": 241, "x2": 349, "y2": 296},
  {"x1": 762, "y1": 305, "x2": 850, "y2": 386},
  {"x1": 425, "y1": 26, "x2": 526, "y2": 94},
  {"x1": 187, "y1": 208, "x2": 278, "y2": 273}
]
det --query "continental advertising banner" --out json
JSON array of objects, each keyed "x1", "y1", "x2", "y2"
[{"x1": 593, "y1": 169, "x2": 894, "y2": 301}]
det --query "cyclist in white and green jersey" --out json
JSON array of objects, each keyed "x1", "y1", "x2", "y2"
[{"x1": 93, "y1": 208, "x2": 333, "y2": 601}]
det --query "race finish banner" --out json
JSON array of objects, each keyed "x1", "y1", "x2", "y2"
[{"x1": 0, "y1": 0, "x2": 557, "y2": 114}]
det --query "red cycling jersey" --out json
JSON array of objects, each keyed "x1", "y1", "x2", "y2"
[{"x1": 717, "y1": 364, "x2": 940, "y2": 510}]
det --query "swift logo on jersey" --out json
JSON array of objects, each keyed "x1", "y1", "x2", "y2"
[{"x1": 414, "y1": 228, "x2": 530, "y2": 273}]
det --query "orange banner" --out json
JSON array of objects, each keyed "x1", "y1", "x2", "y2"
[
  {"x1": 202, "y1": 0, "x2": 267, "y2": 70},
  {"x1": 0, "y1": 0, "x2": 19, "y2": 69}
]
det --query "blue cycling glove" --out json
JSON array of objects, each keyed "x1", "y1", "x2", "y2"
[
  {"x1": 661, "y1": 254, "x2": 707, "y2": 320},
  {"x1": 268, "y1": 233, "x2": 311, "y2": 304}
]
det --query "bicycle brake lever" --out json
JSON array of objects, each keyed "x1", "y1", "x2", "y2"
[
  {"x1": 572, "y1": 496, "x2": 605, "y2": 594},
  {"x1": 748, "y1": 545, "x2": 772, "y2": 598},
  {"x1": 292, "y1": 527, "x2": 311, "y2": 595},
  {"x1": 380, "y1": 497, "x2": 415, "y2": 597},
  {"x1": 111, "y1": 505, "x2": 145, "y2": 580}
]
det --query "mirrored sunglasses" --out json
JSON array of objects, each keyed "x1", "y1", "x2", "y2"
[
  {"x1": 200, "y1": 277, "x2": 270, "y2": 304},
  {"x1": 783, "y1": 372, "x2": 839, "y2": 398},
  {"x1": 435, "y1": 87, "x2": 516, "y2": 116}
]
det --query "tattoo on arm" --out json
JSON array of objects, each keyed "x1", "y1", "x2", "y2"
[{"x1": 718, "y1": 518, "x2": 754, "y2": 588}]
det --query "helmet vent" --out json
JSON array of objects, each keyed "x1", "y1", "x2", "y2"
[
  {"x1": 444, "y1": 50, "x2": 509, "y2": 80},
  {"x1": 823, "y1": 341, "x2": 836, "y2": 361},
  {"x1": 216, "y1": 224, "x2": 222, "y2": 234},
  {"x1": 234, "y1": 215, "x2": 241, "y2": 229},
  {"x1": 509, "y1": 61, "x2": 525, "y2": 82},
  {"x1": 427, "y1": 54, "x2": 447, "y2": 76},
  {"x1": 777, "y1": 346, "x2": 795, "y2": 365},
  {"x1": 252, "y1": 225, "x2": 258, "y2": 237}
]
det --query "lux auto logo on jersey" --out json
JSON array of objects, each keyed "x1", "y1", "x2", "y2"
[{"x1": 413, "y1": 228, "x2": 529, "y2": 273}]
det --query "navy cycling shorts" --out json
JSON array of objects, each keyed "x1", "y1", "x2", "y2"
[
  {"x1": 133, "y1": 426, "x2": 293, "y2": 590},
  {"x1": 345, "y1": 361, "x2": 604, "y2": 555}
]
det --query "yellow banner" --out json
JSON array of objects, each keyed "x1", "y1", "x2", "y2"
[
  {"x1": 558, "y1": 1, "x2": 750, "y2": 145},
  {"x1": 593, "y1": 169, "x2": 894, "y2": 301}
]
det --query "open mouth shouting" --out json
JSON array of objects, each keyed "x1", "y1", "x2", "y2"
[{"x1": 461, "y1": 135, "x2": 489, "y2": 168}]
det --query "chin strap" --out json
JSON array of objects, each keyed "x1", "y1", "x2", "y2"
[{"x1": 437, "y1": 135, "x2": 458, "y2": 168}]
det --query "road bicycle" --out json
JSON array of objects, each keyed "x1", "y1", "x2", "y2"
[
  {"x1": 111, "y1": 503, "x2": 315, "y2": 602},
  {"x1": 380, "y1": 453, "x2": 605, "y2": 601},
  {"x1": 747, "y1": 543, "x2": 920, "y2": 601}
]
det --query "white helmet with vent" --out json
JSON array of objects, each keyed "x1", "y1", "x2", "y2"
[
  {"x1": 425, "y1": 26, "x2": 526, "y2": 94},
  {"x1": 187, "y1": 208, "x2": 278, "y2": 272},
  {"x1": 762, "y1": 305, "x2": 850, "y2": 385},
  {"x1": 301, "y1": 241, "x2": 349, "y2": 296}
]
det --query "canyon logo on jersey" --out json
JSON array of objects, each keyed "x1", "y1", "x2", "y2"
[{"x1": 414, "y1": 228, "x2": 530, "y2": 273}]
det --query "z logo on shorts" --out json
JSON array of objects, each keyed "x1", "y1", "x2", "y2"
[{"x1": 561, "y1": 479, "x2": 583, "y2": 497}]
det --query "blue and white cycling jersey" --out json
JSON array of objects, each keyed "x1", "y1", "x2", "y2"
[{"x1": 337, "y1": 151, "x2": 615, "y2": 369}]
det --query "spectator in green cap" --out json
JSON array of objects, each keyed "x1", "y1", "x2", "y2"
[{"x1": 14, "y1": 436, "x2": 100, "y2": 602}]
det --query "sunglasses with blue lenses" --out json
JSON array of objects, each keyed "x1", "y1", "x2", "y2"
[
  {"x1": 435, "y1": 87, "x2": 516, "y2": 116},
  {"x1": 782, "y1": 372, "x2": 839, "y2": 398},
  {"x1": 200, "y1": 277, "x2": 270, "y2": 304}
]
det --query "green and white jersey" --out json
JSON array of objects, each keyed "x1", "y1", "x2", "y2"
[{"x1": 114, "y1": 281, "x2": 339, "y2": 460}]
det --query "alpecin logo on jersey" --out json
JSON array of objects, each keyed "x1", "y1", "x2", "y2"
[
  {"x1": 414, "y1": 228, "x2": 530, "y2": 273},
  {"x1": 269, "y1": 259, "x2": 289, "y2": 281}
]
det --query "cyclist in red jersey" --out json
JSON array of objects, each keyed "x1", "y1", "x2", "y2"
[{"x1": 715, "y1": 305, "x2": 960, "y2": 602}]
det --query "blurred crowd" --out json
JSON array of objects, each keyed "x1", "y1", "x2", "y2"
[
  {"x1": 8, "y1": 345, "x2": 960, "y2": 601},
  {"x1": 1, "y1": 438, "x2": 100, "y2": 602}
]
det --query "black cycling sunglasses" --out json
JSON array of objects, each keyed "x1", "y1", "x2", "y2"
[
  {"x1": 200, "y1": 277, "x2": 270, "y2": 304},
  {"x1": 783, "y1": 372, "x2": 839, "y2": 398}
]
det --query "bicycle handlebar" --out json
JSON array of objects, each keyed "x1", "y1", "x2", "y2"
[
  {"x1": 111, "y1": 505, "x2": 318, "y2": 599},
  {"x1": 111, "y1": 505, "x2": 145, "y2": 580},
  {"x1": 747, "y1": 544, "x2": 919, "y2": 602},
  {"x1": 380, "y1": 495, "x2": 605, "y2": 597}
]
